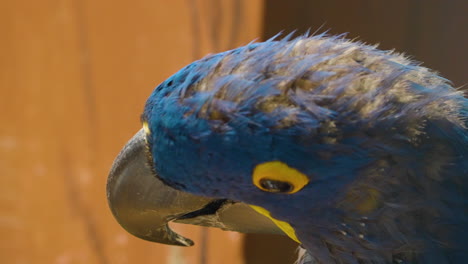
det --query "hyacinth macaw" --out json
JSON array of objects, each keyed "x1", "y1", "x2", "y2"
[{"x1": 107, "y1": 34, "x2": 467, "y2": 264}]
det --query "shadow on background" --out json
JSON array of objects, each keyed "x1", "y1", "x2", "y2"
[
  {"x1": 262, "y1": 0, "x2": 468, "y2": 87},
  {"x1": 243, "y1": 234, "x2": 298, "y2": 264}
]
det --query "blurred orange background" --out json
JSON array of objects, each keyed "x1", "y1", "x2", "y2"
[{"x1": 1, "y1": 1, "x2": 466, "y2": 263}]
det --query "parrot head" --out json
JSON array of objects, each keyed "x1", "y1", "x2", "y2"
[{"x1": 107, "y1": 35, "x2": 467, "y2": 263}]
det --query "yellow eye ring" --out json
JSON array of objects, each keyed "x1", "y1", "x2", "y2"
[{"x1": 252, "y1": 161, "x2": 310, "y2": 194}]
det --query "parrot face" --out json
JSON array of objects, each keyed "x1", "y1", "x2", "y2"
[{"x1": 108, "y1": 35, "x2": 468, "y2": 263}]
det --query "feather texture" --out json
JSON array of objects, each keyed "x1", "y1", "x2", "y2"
[{"x1": 143, "y1": 34, "x2": 468, "y2": 263}]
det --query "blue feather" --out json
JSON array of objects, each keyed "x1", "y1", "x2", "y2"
[{"x1": 142, "y1": 35, "x2": 468, "y2": 263}]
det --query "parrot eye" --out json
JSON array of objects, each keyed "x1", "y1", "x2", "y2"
[
  {"x1": 252, "y1": 161, "x2": 309, "y2": 194},
  {"x1": 259, "y1": 179, "x2": 294, "y2": 193}
]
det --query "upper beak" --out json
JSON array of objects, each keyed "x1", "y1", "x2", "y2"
[{"x1": 107, "y1": 129, "x2": 284, "y2": 246}]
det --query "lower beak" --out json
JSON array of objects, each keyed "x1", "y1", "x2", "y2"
[{"x1": 106, "y1": 129, "x2": 284, "y2": 246}]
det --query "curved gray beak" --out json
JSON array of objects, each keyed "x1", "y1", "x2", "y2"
[{"x1": 107, "y1": 129, "x2": 284, "y2": 246}]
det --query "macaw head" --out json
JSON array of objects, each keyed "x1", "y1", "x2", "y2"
[{"x1": 107, "y1": 35, "x2": 467, "y2": 263}]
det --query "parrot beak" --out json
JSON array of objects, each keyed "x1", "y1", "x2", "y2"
[{"x1": 107, "y1": 129, "x2": 284, "y2": 246}]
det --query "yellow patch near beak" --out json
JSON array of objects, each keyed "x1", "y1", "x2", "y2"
[
  {"x1": 250, "y1": 205, "x2": 300, "y2": 244},
  {"x1": 142, "y1": 121, "x2": 151, "y2": 135}
]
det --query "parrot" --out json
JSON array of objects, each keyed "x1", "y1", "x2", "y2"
[{"x1": 107, "y1": 34, "x2": 468, "y2": 264}]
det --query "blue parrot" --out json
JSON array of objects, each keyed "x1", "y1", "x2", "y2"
[{"x1": 107, "y1": 34, "x2": 468, "y2": 264}]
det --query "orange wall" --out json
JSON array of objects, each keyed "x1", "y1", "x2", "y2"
[{"x1": 0, "y1": 1, "x2": 264, "y2": 263}]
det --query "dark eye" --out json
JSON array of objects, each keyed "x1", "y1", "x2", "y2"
[{"x1": 259, "y1": 179, "x2": 294, "y2": 193}]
